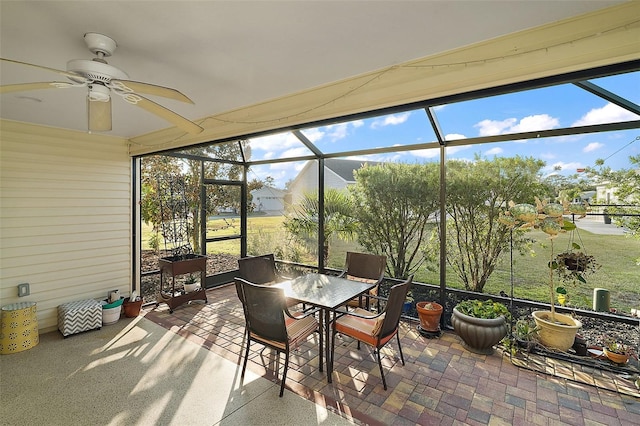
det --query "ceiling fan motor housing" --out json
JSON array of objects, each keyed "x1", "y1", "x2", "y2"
[
  {"x1": 84, "y1": 32, "x2": 117, "y2": 57},
  {"x1": 67, "y1": 59, "x2": 129, "y2": 83}
]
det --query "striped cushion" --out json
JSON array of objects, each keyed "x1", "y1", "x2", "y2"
[
  {"x1": 345, "y1": 275, "x2": 378, "y2": 306},
  {"x1": 335, "y1": 308, "x2": 394, "y2": 347},
  {"x1": 250, "y1": 314, "x2": 318, "y2": 350}
]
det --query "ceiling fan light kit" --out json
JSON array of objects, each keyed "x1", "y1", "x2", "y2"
[{"x1": 1, "y1": 32, "x2": 203, "y2": 135}]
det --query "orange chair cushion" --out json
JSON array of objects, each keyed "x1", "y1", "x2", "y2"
[{"x1": 335, "y1": 308, "x2": 394, "y2": 347}]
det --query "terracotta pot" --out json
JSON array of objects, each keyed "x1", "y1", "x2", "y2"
[
  {"x1": 451, "y1": 307, "x2": 508, "y2": 354},
  {"x1": 416, "y1": 301, "x2": 443, "y2": 332},
  {"x1": 532, "y1": 311, "x2": 581, "y2": 351},
  {"x1": 603, "y1": 348, "x2": 629, "y2": 364},
  {"x1": 123, "y1": 297, "x2": 143, "y2": 318}
]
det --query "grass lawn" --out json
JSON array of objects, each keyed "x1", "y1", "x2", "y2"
[{"x1": 141, "y1": 216, "x2": 639, "y2": 313}]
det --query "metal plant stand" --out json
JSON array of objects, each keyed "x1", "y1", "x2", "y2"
[{"x1": 155, "y1": 175, "x2": 207, "y2": 312}]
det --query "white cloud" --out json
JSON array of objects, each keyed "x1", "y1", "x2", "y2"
[
  {"x1": 485, "y1": 147, "x2": 503, "y2": 155},
  {"x1": 303, "y1": 128, "x2": 325, "y2": 142},
  {"x1": 307, "y1": 120, "x2": 364, "y2": 143},
  {"x1": 371, "y1": 112, "x2": 411, "y2": 129},
  {"x1": 411, "y1": 148, "x2": 440, "y2": 159},
  {"x1": 282, "y1": 147, "x2": 313, "y2": 157},
  {"x1": 249, "y1": 132, "x2": 300, "y2": 151},
  {"x1": 475, "y1": 114, "x2": 559, "y2": 136},
  {"x1": 583, "y1": 142, "x2": 604, "y2": 153},
  {"x1": 325, "y1": 123, "x2": 350, "y2": 141},
  {"x1": 475, "y1": 118, "x2": 517, "y2": 136},
  {"x1": 542, "y1": 161, "x2": 583, "y2": 175},
  {"x1": 445, "y1": 133, "x2": 467, "y2": 141},
  {"x1": 573, "y1": 103, "x2": 638, "y2": 126}
]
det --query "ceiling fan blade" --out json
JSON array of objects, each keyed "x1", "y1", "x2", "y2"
[
  {"x1": 111, "y1": 79, "x2": 195, "y2": 104},
  {"x1": 0, "y1": 81, "x2": 76, "y2": 94},
  {"x1": 88, "y1": 97, "x2": 112, "y2": 132},
  {"x1": 0, "y1": 81, "x2": 84, "y2": 94},
  {"x1": 1, "y1": 57, "x2": 88, "y2": 82},
  {"x1": 123, "y1": 93, "x2": 203, "y2": 135}
]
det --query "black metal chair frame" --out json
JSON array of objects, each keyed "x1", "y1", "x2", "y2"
[{"x1": 331, "y1": 275, "x2": 413, "y2": 390}]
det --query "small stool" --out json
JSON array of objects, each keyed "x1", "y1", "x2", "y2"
[
  {"x1": 58, "y1": 299, "x2": 102, "y2": 337},
  {"x1": 0, "y1": 302, "x2": 39, "y2": 354}
]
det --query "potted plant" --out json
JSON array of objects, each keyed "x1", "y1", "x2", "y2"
[
  {"x1": 416, "y1": 300, "x2": 443, "y2": 333},
  {"x1": 602, "y1": 337, "x2": 633, "y2": 364},
  {"x1": 514, "y1": 318, "x2": 539, "y2": 351},
  {"x1": 183, "y1": 273, "x2": 199, "y2": 293},
  {"x1": 501, "y1": 198, "x2": 586, "y2": 351},
  {"x1": 403, "y1": 291, "x2": 414, "y2": 313},
  {"x1": 451, "y1": 299, "x2": 510, "y2": 354},
  {"x1": 553, "y1": 243, "x2": 600, "y2": 306}
]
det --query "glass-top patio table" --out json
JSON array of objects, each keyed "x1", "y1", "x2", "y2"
[{"x1": 274, "y1": 273, "x2": 376, "y2": 383}]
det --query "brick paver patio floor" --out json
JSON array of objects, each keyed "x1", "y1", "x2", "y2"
[{"x1": 144, "y1": 284, "x2": 640, "y2": 425}]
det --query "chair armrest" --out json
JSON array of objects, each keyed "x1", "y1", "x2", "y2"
[
  {"x1": 284, "y1": 306, "x2": 320, "y2": 320},
  {"x1": 332, "y1": 307, "x2": 382, "y2": 320},
  {"x1": 362, "y1": 293, "x2": 387, "y2": 302}
]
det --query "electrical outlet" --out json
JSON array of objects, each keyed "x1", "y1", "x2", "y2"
[{"x1": 18, "y1": 283, "x2": 30, "y2": 297}]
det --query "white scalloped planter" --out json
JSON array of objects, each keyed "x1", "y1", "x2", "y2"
[{"x1": 532, "y1": 311, "x2": 581, "y2": 351}]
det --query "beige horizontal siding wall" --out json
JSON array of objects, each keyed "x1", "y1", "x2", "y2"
[{"x1": 0, "y1": 120, "x2": 130, "y2": 333}]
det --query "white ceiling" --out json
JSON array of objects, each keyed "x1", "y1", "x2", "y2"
[{"x1": 0, "y1": 1, "x2": 625, "y2": 139}]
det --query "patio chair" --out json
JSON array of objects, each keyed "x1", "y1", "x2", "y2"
[
  {"x1": 237, "y1": 278, "x2": 321, "y2": 397},
  {"x1": 331, "y1": 275, "x2": 413, "y2": 390},
  {"x1": 338, "y1": 251, "x2": 386, "y2": 310},
  {"x1": 237, "y1": 254, "x2": 300, "y2": 307},
  {"x1": 238, "y1": 253, "x2": 280, "y2": 284}
]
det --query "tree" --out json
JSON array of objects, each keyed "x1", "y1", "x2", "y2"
[
  {"x1": 586, "y1": 154, "x2": 640, "y2": 239},
  {"x1": 445, "y1": 155, "x2": 549, "y2": 292},
  {"x1": 350, "y1": 163, "x2": 440, "y2": 279},
  {"x1": 141, "y1": 141, "x2": 244, "y2": 253},
  {"x1": 141, "y1": 155, "x2": 183, "y2": 253},
  {"x1": 283, "y1": 188, "x2": 358, "y2": 266}
]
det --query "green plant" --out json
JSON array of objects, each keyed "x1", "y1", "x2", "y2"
[
  {"x1": 185, "y1": 273, "x2": 198, "y2": 284},
  {"x1": 456, "y1": 299, "x2": 511, "y2": 320},
  {"x1": 514, "y1": 318, "x2": 539, "y2": 341},
  {"x1": 501, "y1": 197, "x2": 590, "y2": 323},
  {"x1": 603, "y1": 337, "x2": 634, "y2": 356},
  {"x1": 553, "y1": 245, "x2": 600, "y2": 285}
]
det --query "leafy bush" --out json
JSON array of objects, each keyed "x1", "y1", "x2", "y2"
[{"x1": 456, "y1": 299, "x2": 511, "y2": 320}]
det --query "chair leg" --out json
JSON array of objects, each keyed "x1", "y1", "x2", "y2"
[
  {"x1": 396, "y1": 332, "x2": 405, "y2": 365},
  {"x1": 318, "y1": 322, "x2": 323, "y2": 373},
  {"x1": 241, "y1": 337, "x2": 251, "y2": 378},
  {"x1": 280, "y1": 350, "x2": 289, "y2": 397},
  {"x1": 376, "y1": 347, "x2": 387, "y2": 390},
  {"x1": 330, "y1": 324, "x2": 337, "y2": 380}
]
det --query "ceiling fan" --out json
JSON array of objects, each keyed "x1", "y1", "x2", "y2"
[{"x1": 0, "y1": 32, "x2": 203, "y2": 135}]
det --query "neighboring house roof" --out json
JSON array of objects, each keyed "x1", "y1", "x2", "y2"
[
  {"x1": 324, "y1": 158, "x2": 383, "y2": 183},
  {"x1": 251, "y1": 186, "x2": 287, "y2": 197}
]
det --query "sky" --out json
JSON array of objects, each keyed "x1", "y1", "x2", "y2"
[{"x1": 246, "y1": 71, "x2": 640, "y2": 189}]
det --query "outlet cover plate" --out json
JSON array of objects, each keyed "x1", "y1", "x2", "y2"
[{"x1": 18, "y1": 283, "x2": 30, "y2": 297}]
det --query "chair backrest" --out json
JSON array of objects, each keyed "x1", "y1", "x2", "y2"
[
  {"x1": 234, "y1": 278, "x2": 248, "y2": 316},
  {"x1": 379, "y1": 275, "x2": 413, "y2": 338},
  {"x1": 344, "y1": 252, "x2": 386, "y2": 282},
  {"x1": 238, "y1": 254, "x2": 277, "y2": 284},
  {"x1": 240, "y1": 278, "x2": 288, "y2": 343}
]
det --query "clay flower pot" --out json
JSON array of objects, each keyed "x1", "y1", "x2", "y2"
[
  {"x1": 603, "y1": 348, "x2": 629, "y2": 364},
  {"x1": 416, "y1": 301, "x2": 443, "y2": 332}
]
